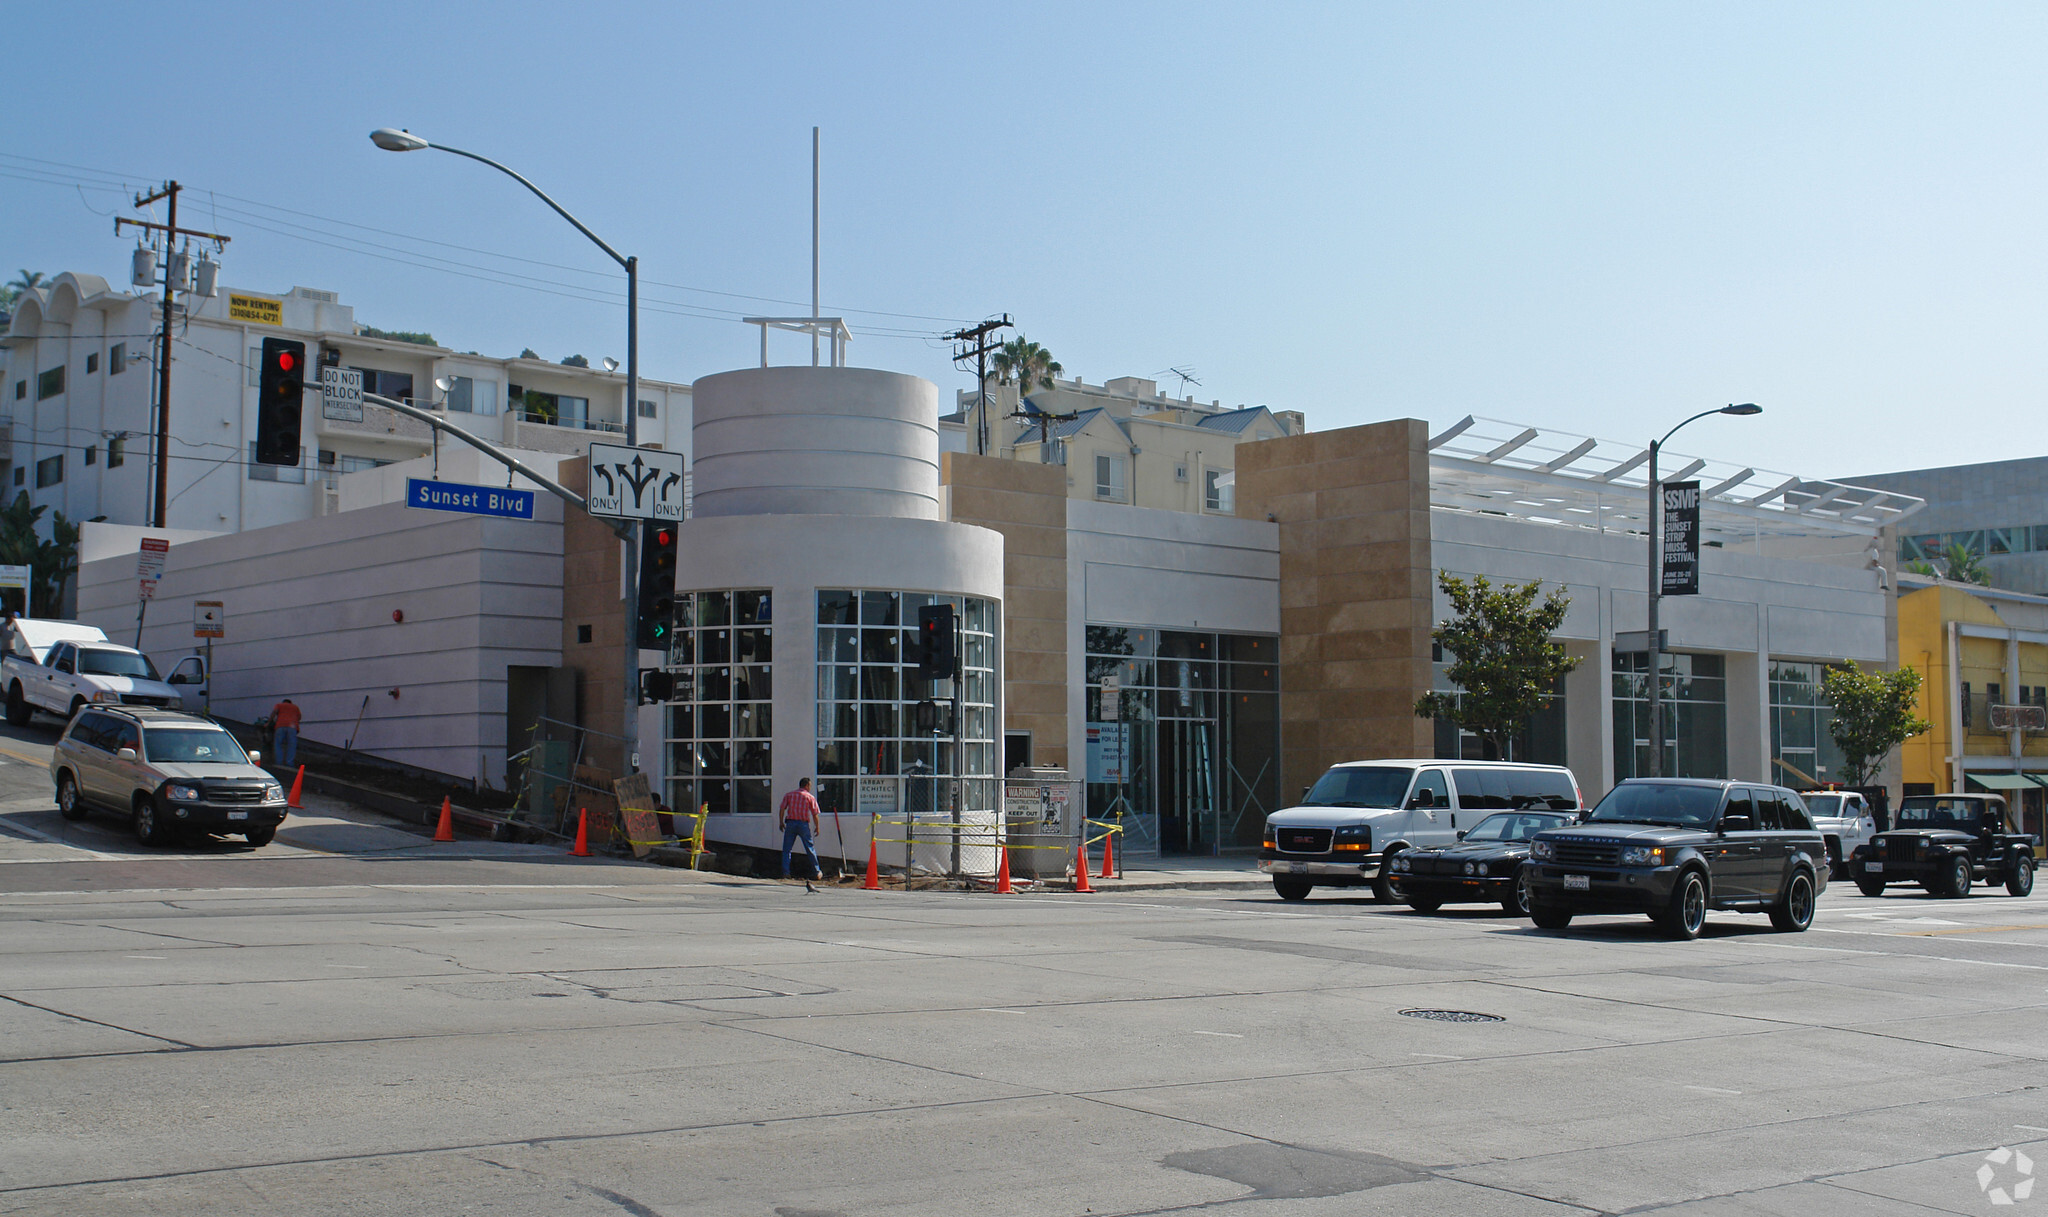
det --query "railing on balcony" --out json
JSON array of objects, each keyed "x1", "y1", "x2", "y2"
[{"x1": 512, "y1": 409, "x2": 625, "y2": 434}]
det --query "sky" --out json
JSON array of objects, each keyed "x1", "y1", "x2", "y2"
[{"x1": 5, "y1": 1, "x2": 2046, "y2": 479}]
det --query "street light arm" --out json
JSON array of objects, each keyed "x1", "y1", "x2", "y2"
[
  {"x1": 361, "y1": 391, "x2": 633, "y2": 541},
  {"x1": 424, "y1": 141, "x2": 631, "y2": 271},
  {"x1": 1656, "y1": 407, "x2": 1726, "y2": 451}
]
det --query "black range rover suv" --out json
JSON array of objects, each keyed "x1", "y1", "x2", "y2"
[{"x1": 1525, "y1": 779, "x2": 1829, "y2": 940}]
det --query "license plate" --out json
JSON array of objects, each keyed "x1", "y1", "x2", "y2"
[
  {"x1": 227, "y1": 811, "x2": 248, "y2": 821},
  {"x1": 1288, "y1": 862, "x2": 1307, "y2": 874},
  {"x1": 1563, "y1": 874, "x2": 1590, "y2": 891},
  {"x1": 1864, "y1": 861, "x2": 1882, "y2": 873}
]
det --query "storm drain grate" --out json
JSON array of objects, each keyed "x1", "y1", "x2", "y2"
[{"x1": 1398, "y1": 1008, "x2": 1504, "y2": 1023}]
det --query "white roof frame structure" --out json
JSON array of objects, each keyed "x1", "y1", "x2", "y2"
[{"x1": 1427, "y1": 415, "x2": 1924, "y2": 540}]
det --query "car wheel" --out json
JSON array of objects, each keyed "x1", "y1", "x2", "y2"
[
  {"x1": 1529, "y1": 901, "x2": 1572, "y2": 930},
  {"x1": 1854, "y1": 874, "x2": 1886, "y2": 898},
  {"x1": 244, "y1": 826, "x2": 276, "y2": 848},
  {"x1": 132, "y1": 796, "x2": 165, "y2": 847},
  {"x1": 1769, "y1": 870, "x2": 1816, "y2": 933},
  {"x1": 2006, "y1": 854, "x2": 2035, "y2": 898},
  {"x1": 1502, "y1": 865, "x2": 1534, "y2": 917},
  {"x1": 1272, "y1": 877, "x2": 1312, "y2": 902},
  {"x1": 4, "y1": 682, "x2": 30, "y2": 727},
  {"x1": 56, "y1": 772, "x2": 87, "y2": 822},
  {"x1": 1658, "y1": 870, "x2": 1708, "y2": 940},
  {"x1": 1405, "y1": 896, "x2": 1443, "y2": 914},
  {"x1": 1941, "y1": 855, "x2": 1973, "y2": 900}
]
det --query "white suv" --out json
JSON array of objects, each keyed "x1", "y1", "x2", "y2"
[{"x1": 1800, "y1": 789, "x2": 1878, "y2": 877}]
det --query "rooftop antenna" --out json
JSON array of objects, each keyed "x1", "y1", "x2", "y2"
[{"x1": 1158, "y1": 366, "x2": 1201, "y2": 397}]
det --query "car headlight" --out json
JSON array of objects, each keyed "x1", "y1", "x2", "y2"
[
  {"x1": 164, "y1": 784, "x2": 201, "y2": 802},
  {"x1": 262, "y1": 783, "x2": 285, "y2": 802},
  {"x1": 91, "y1": 690, "x2": 121, "y2": 703},
  {"x1": 1391, "y1": 856, "x2": 1408, "y2": 872},
  {"x1": 1463, "y1": 861, "x2": 1477, "y2": 875},
  {"x1": 1530, "y1": 839, "x2": 1554, "y2": 861},
  {"x1": 1620, "y1": 845, "x2": 1666, "y2": 867}
]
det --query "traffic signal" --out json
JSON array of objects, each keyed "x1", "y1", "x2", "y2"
[
  {"x1": 639, "y1": 668, "x2": 675, "y2": 705},
  {"x1": 254, "y1": 337, "x2": 305, "y2": 466},
  {"x1": 917, "y1": 603, "x2": 958, "y2": 680},
  {"x1": 636, "y1": 524, "x2": 678, "y2": 649}
]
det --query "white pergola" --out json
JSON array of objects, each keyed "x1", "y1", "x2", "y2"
[{"x1": 1427, "y1": 415, "x2": 1924, "y2": 543}]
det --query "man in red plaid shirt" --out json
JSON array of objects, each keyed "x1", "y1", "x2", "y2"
[{"x1": 779, "y1": 777, "x2": 824, "y2": 881}]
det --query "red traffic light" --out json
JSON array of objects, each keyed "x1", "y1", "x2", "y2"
[
  {"x1": 276, "y1": 350, "x2": 296, "y2": 372},
  {"x1": 653, "y1": 527, "x2": 674, "y2": 546}
]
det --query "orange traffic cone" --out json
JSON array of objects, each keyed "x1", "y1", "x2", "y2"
[
  {"x1": 286, "y1": 765, "x2": 305, "y2": 810},
  {"x1": 571, "y1": 808, "x2": 591, "y2": 857},
  {"x1": 1074, "y1": 841, "x2": 1094, "y2": 893},
  {"x1": 433, "y1": 796, "x2": 455, "y2": 842},
  {"x1": 1099, "y1": 831, "x2": 1115, "y2": 880},
  {"x1": 863, "y1": 839, "x2": 881, "y2": 890},
  {"x1": 995, "y1": 847, "x2": 1013, "y2": 894}
]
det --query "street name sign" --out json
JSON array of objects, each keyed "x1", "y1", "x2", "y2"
[
  {"x1": 586, "y1": 443, "x2": 685, "y2": 522},
  {"x1": 406, "y1": 478, "x2": 536, "y2": 520},
  {"x1": 321, "y1": 366, "x2": 364, "y2": 422}
]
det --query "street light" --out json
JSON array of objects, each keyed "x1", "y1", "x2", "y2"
[
  {"x1": 373, "y1": 126, "x2": 647, "y2": 778},
  {"x1": 1645, "y1": 403, "x2": 1761, "y2": 778}
]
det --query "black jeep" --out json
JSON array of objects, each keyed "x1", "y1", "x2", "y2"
[{"x1": 1850, "y1": 793, "x2": 2036, "y2": 899}]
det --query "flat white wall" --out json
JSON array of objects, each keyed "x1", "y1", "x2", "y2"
[
  {"x1": 75, "y1": 499, "x2": 566, "y2": 782},
  {"x1": 1063, "y1": 500, "x2": 1282, "y2": 773}
]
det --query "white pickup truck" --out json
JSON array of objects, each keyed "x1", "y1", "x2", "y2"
[{"x1": 2, "y1": 619, "x2": 183, "y2": 726}]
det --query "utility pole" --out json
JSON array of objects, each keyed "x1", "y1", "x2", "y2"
[
  {"x1": 945, "y1": 316, "x2": 1011, "y2": 456},
  {"x1": 117, "y1": 182, "x2": 231, "y2": 530}
]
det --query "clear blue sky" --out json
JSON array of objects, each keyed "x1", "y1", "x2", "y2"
[{"x1": 6, "y1": 1, "x2": 2045, "y2": 477}]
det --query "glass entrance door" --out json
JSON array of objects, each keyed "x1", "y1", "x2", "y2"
[{"x1": 1157, "y1": 719, "x2": 1219, "y2": 854}]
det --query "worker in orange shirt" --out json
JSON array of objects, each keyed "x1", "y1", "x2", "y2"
[{"x1": 270, "y1": 697, "x2": 302, "y2": 768}]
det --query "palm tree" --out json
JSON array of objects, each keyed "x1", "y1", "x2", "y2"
[
  {"x1": 989, "y1": 337, "x2": 1063, "y2": 407},
  {"x1": 1941, "y1": 542, "x2": 1988, "y2": 585},
  {"x1": 0, "y1": 269, "x2": 43, "y2": 311}
]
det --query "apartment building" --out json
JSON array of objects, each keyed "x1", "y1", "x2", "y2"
[{"x1": 0, "y1": 271, "x2": 689, "y2": 537}]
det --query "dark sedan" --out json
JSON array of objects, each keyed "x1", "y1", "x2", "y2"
[{"x1": 1389, "y1": 811, "x2": 1580, "y2": 915}]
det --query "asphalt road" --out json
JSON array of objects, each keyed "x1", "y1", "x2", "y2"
[{"x1": 2, "y1": 724, "x2": 2045, "y2": 1216}]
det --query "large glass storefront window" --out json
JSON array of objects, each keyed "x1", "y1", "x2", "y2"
[
  {"x1": 665, "y1": 590, "x2": 773, "y2": 818},
  {"x1": 1429, "y1": 643, "x2": 1567, "y2": 764},
  {"x1": 814, "y1": 590, "x2": 999, "y2": 827},
  {"x1": 1085, "y1": 626, "x2": 1279, "y2": 857},
  {"x1": 1612, "y1": 651, "x2": 1727, "y2": 783},
  {"x1": 1769, "y1": 660, "x2": 1847, "y2": 788}
]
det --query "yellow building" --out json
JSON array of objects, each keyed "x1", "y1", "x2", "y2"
[{"x1": 1898, "y1": 578, "x2": 2048, "y2": 846}]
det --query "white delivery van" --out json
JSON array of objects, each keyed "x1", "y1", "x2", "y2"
[{"x1": 1259, "y1": 759, "x2": 1585, "y2": 902}]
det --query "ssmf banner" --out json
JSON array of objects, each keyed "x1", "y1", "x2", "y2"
[{"x1": 1661, "y1": 480, "x2": 1701, "y2": 596}]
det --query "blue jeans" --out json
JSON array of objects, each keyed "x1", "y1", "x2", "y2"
[
  {"x1": 781, "y1": 821, "x2": 820, "y2": 878},
  {"x1": 275, "y1": 726, "x2": 298, "y2": 768}
]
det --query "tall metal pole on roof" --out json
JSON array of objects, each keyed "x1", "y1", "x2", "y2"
[
  {"x1": 812, "y1": 127, "x2": 821, "y2": 368},
  {"x1": 1644, "y1": 405, "x2": 1762, "y2": 778}
]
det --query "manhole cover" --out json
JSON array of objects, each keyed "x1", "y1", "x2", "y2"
[{"x1": 1398, "y1": 1008, "x2": 1504, "y2": 1023}]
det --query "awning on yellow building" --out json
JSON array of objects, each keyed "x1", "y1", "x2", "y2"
[{"x1": 1963, "y1": 773, "x2": 2039, "y2": 791}]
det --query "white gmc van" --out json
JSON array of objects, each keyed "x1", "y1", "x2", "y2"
[{"x1": 1259, "y1": 759, "x2": 1585, "y2": 901}]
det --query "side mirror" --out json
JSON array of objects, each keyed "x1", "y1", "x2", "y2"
[
  {"x1": 1721, "y1": 814, "x2": 1753, "y2": 834},
  {"x1": 116, "y1": 747, "x2": 138, "y2": 761},
  {"x1": 249, "y1": 750, "x2": 261, "y2": 765},
  {"x1": 1454, "y1": 829, "x2": 1467, "y2": 841},
  {"x1": 1408, "y1": 790, "x2": 1433, "y2": 810},
  {"x1": 1301, "y1": 787, "x2": 1312, "y2": 801}
]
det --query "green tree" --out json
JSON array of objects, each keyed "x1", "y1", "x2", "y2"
[
  {"x1": 989, "y1": 337, "x2": 1063, "y2": 404},
  {"x1": 1822, "y1": 664, "x2": 1930, "y2": 787},
  {"x1": 1413, "y1": 571, "x2": 1580, "y2": 760},
  {"x1": 559, "y1": 354, "x2": 589, "y2": 368},
  {"x1": 0, "y1": 491, "x2": 81, "y2": 617},
  {"x1": 1, "y1": 269, "x2": 45, "y2": 311},
  {"x1": 1940, "y1": 542, "x2": 1988, "y2": 585},
  {"x1": 357, "y1": 325, "x2": 437, "y2": 346}
]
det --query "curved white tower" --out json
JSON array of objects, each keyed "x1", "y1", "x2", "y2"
[{"x1": 663, "y1": 366, "x2": 1004, "y2": 874}]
